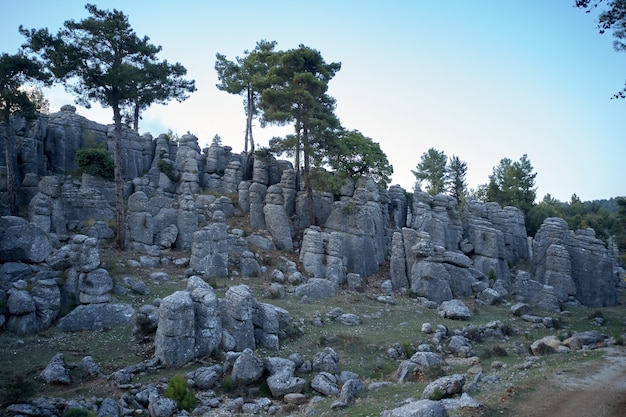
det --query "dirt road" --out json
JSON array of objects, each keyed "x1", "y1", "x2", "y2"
[{"x1": 507, "y1": 347, "x2": 626, "y2": 417}]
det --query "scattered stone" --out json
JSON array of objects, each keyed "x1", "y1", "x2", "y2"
[
  {"x1": 39, "y1": 353, "x2": 70, "y2": 384},
  {"x1": 437, "y1": 299, "x2": 471, "y2": 320},
  {"x1": 421, "y1": 374, "x2": 465, "y2": 400},
  {"x1": 381, "y1": 399, "x2": 449, "y2": 417}
]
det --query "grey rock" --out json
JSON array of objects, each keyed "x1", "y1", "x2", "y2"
[
  {"x1": 39, "y1": 353, "x2": 70, "y2": 384},
  {"x1": 564, "y1": 330, "x2": 608, "y2": 350},
  {"x1": 240, "y1": 251, "x2": 261, "y2": 277},
  {"x1": 192, "y1": 365, "x2": 223, "y2": 390},
  {"x1": 148, "y1": 393, "x2": 178, "y2": 417},
  {"x1": 437, "y1": 299, "x2": 471, "y2": 320},
  {"x1": 295, "y1": 278, "x2": 337, "y2": 300},
  {"x1": 57, "y1": 303, "x2": 134, "y2": 331},
  {"x1": 478, "y1": 288, "x2": 501, "y2": 305},
  {"x1": 421, "y1": 374, "x2": 465, "y2": 400},
  {"x1": 189, "y1": 216, "x2": 229, "y2": 277},
  {"x1": 264, "y1": 185, "x2": 294, "y2": 251},
  {"x1": 265, "y1": 357, "x2": 306, "y2": 397},
  {"x1": 123, "y1": 277, "x2": 150, "y2": 295},
  {"x1": 98, "y1": 398, "x2": 120, "y2": 417},
  {"x1": 381, "y1": 399, "x2": 449, "y2": 417},
  {"x1": 336, "y1": 313, "x2": 362, "y2": 326},
  {"x1": 155, "y1": 224, "x2": 178, "y2": 249},
  {"x1": 337, "y1": 377, "x2": 365, "y2": 407},
  {"x1": 396, "y1": 352, "x2": 446, "y2": 383},
  {"x1": 221, "y1": 285, "x2": 256, "y2": 351},
  {"x1": 510, "y1": 302, "x2": 532, "y2": 317},
  {"x1": 311, "y1": 372, "x2": 340, "y2": 396},
  {"x1": 410, "y1": 261, "x2": 453, "y2": 304},
  {"x1": 312, "y1": 346, "x2": 340, "y2": 374},
  {"x1": 532, "y1": 217, "x2": 617, "y2": 307},
  {"x1": 445, "y1": 335, "x2": 474, "y2": 358},
  {"x1": 79, "y1": 268, "x2": 113, "y2": 304},
  {"x1": 79, "y1": 355, "x2": 102, "y2": 378},
  {"x1": 0, "y1": 216, "x2": 52, "y2": 263},
  {"x1": 154, "y1": 291, "x2": 195, "y2": 367},
  {"x1": 232, "y1": 348, "x2": 264, "y2": 385},
  {"x1": 514, "y1": 271, "x2": 561, "y2": 312}
]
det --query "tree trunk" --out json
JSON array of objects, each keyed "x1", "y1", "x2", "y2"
[
  {"x1": 2, "y1": 111, "x2": 17, "y2": 215},
  {"x1": 133, "y1": 99, "x2": 140, "y2": 132},
  {"x1": 245, "y1": 87, "x2": 255, "y2": 153},
  {"x1": 302, "y1": 127, "x2": 316, "y2": 226},
  {"x1": 112, "y1": 103, "x2": 126, "y2": 250}
]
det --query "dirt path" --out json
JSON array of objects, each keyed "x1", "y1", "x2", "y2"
[{"x1": 507, "y1": 347, "x2": 626, "y2": 417}]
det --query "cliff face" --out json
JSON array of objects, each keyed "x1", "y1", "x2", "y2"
[{"x1": 0, "y1": 108, "x2": 620, "y2": 317}]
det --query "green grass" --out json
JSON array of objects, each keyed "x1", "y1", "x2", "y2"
[{"x1": 0, "y1": 244, "x2": 623, "y2": 417}]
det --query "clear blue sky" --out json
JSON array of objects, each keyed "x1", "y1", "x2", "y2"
[{"x1": 2, "y1": 0, "x2": 625, "y2": 202}]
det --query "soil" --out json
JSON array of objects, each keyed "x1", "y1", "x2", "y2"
[{"x1": 506, "y1": 347, "x2": 626, "y2": 417}]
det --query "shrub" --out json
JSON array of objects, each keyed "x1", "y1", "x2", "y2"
[
  {"x1": 0, "y1": 374, "x2": 35, "y2": 407},
  {"x1": 401, "y1": 341, "x2": 414, "y2": 359},
  {"x1": 75, "y1": 147, "x2": 114, "y2": 180},
  {"x1": 157, "y1": 158, "x2": 176, "y2": 181},
  {"x1": 62, "y1": 409, "x2": 97, "y2": 417},
  {"x1": 164, "y1": 374, "x2": 196, "y2": 411}
]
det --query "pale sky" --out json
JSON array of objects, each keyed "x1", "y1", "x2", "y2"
[{"x1": 2, "y1": 1, "x2": 625, "y2": 202}]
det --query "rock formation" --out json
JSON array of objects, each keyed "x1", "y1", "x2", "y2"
[{"x1": 531, "y1": 217, "x2": 617, "y2": 307}]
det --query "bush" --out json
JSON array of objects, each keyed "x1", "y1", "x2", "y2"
[
  {"x1": 62, "y1": 409, "x2": 97, "y2": 417},
  {"x1": 75, "y1": 147, "x2": 114, "y2": 180},
  {"x1": 164, "y1": 374, "x2": 196, "y2": 411},
  {"x1": 157, "y1": 158, "x2": 176, "y2": 181},
  {"x1": 0, "y1": 374, "x2": 35, "y2": 407}
]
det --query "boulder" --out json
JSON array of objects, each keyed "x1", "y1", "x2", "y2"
[
  {"x1": 263, "y1": 184, "x2": 293, "y2": 251},
  {"x1": 381, "y1": 399, "x2": 449, "y2": 417},
  {"x1": 231, "y1": 348, "x2": 264, "y2": 386},
  {"x1": 154, "y1": 291, "x2": 196, "y2": 367},
  {"x1": 39, "y1": 353, "x2": 70, "y2": 384},
  {"x1": 437, "y1": 299, "x2": 471, "y2": 320},
  {"x1": 295, "y1": 278, "x2": 337, "y2": 300},
  {"x1": 311, "y1": 372, "x2": 340, "y2": 396},
  {"x1": 421, "y1": 374, "x2": 465, "y2": 400},
  {"x1": 265, "y1": 357, "x2": 306, "y2": 397},
  {"x1": 189, "y1": 212, "x2": 229, "y2": 277},
  {"x1": 312, "y1": 346, "x2": 340, "y2": 374},
  {"x1": 0, "y1": 216, "x2": 52, "y2": 263},
  {"x1": 221, "y1": 285, "x2": 256, "y2": 351},
  {"x1": 57, "y1": 303, "x2": 134, "y2": 332}
]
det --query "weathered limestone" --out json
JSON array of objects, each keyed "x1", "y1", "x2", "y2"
[
  {"x1": 263, "y1": 184, "x2": 293, "y2": 251},
  {"x1": 190, "y1": 211, "x2": 229, "y2": 277},
  {"x1": 532, "y1": 217, "x2": 617, "y2": 307}
]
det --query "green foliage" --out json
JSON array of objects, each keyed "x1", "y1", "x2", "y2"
[
  {"x1": 62, "y1": 409, "x2": 97, "y2": 417},
  {"x1": 212, "y1": 134, "x2": 222, "y2": 145},
  {"x1": 401, "y1": 341, "x2": 414, "y2": 359},
  {"x1": 0, "y1": 373, "x2": 35, "y2": 407},
  {"x1": 486, "y1": 154, "x2": 537, "y2": 216},
  {"x1": 445, "y1": 154, "x2": 468, "y2": 201},
  {"x1": 327, "y1": 129, "x2": 393, "y2": 188},
  {"x1": 215, "y1": 40, "x2": 277, "y2": 153},
  {"x1": 412, "y1": 148, "x2": 447, "y2": 195},
  {"x1": 428, "y1": 387, "x2": 444, "y2": 401},
  {"x1": 157, "y1": 158, "x2": 175, "y2": 181},
  {"x1": 164, "y1": 374, "x2": 197, "y2": 411},
  {"x1": 75, "y1": 147, "x2": 114, "y2": 180},
  {"x1": 526, "y1": 193, "x2": 621, "y2": 239}
]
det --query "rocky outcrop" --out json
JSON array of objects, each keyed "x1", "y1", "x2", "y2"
[
  {"x1": 263, "y1": 184, "x2": 294, "y2": 251},
  {"x1": 154, "y1": 276, "x2": 222, "y2": 367},
  {"x1": 0, "y1": 216, "x2": 52, "y2": 263},
  {"x1": 189, "y1": 211, "x2": 229, "y2": 277},
  {"x1": 532, "y1": 217, "x2": 617, "y2": 307},
  {"x1": 322, "y1": 177, "x2": 388, "y2": 277}
]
